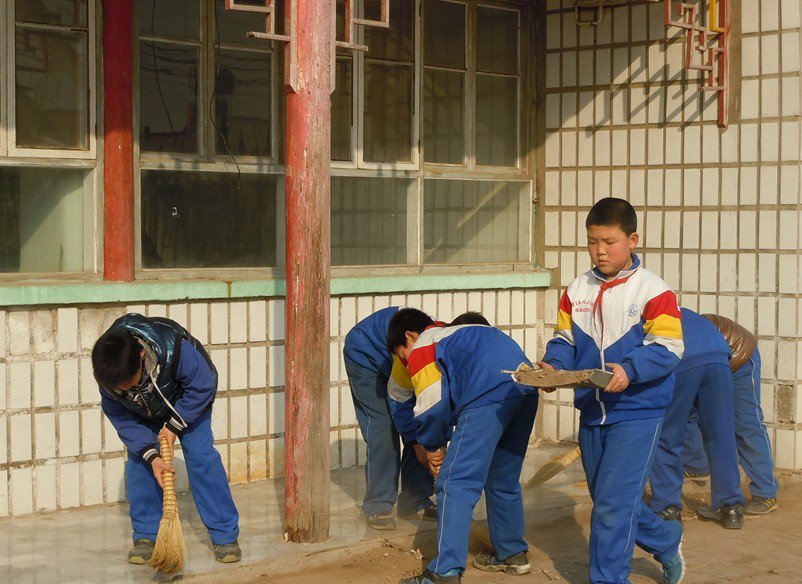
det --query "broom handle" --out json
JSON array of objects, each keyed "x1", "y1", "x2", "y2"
[{"x1": 159, "y1": 436, "x2": 178, "y2": 519}]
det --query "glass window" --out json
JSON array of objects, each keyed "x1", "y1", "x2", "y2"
[
  {"x1": 424, "y1": 180, "x2": 527, "y2": 264},
  {"x1": 0, "y1": 167, "x2": 85, "y2": 272},
  {"x1": 476, "y1": 75, "x2": 517, "y2": 166},
  {"x1": 332, "y1": 58, "x2": 353, "y2": 161},
  {"x1": 476, "y1": 6, "x2": 518, "y2": 75},
  {"x1": 331, "y1": 177, "x2": 410, "y2": 265},
  {"x1": 362, "y1": 0, "x2": 415, "y2": 163},
  {"x1": 139, "y1": 41, "x2": 200, "y2": 154},
  {"x1": 14, "y1": 1, "x2": 90, "y2": 150},
  {"x1": 141, "y1": 171, "x2": 278, "y2": 269},
  {"x1": 424, "y1": 0, "x2": 465, "y2": 69},
  {"x1": 139, "y1": 0, "x2": 199, "y2": 40}
]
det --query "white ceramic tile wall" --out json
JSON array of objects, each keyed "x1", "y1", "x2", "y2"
[{"x1": 542, "y1": 0, "x2": 802, "y2": 468}]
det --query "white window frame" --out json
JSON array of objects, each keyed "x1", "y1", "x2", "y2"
[
  {"x1": 6, "y1": 0, "x2": 97, "y2": 160},
  {"x1": 135, "y1": 0, "x2": 285, "y2": 277}
]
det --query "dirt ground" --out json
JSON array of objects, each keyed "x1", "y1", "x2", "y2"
[{"x1": 259, "y1": 479, "x2": 802, "y2": 584}]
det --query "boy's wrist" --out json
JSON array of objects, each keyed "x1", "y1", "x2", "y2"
[
  {"x1": 140, "y1": 445, "x2": 160, "y2": 463},
  {"x1": 165, "y1": 417, "x2": 186, "y2": 436},
  {"x1": 620, "y1": 362, "x2": 636, "y2": 383}
]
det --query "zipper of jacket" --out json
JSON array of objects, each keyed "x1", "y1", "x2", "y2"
[
  {"x1": 137, "y1": 386, "x2": 153, "y2": 417},
  {"x1": 595, "y1": 287, "x2": 607, "y2": 425}
]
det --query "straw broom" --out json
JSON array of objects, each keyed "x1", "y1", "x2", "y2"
[
  {"x1": 149, "y1": 436, "x2": 186, "y2": 574},
  {"x1": 469, "y1": 446, "x2": 583, "y2": 552}
]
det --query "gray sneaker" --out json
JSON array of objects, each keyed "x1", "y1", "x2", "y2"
[
  {"x1": 473, "y1": 550, "x2": 531, "y2": 575},
  {"x1": 213, "y1": 540, "x2": 242, "y2": 563},
  {"x1": 744, "y1": 496, "x2": 777, "y2": 515},
  {"x1": 367, "y1": 511, "x2": 397, "y2": 530},
  {"x1": 127, "y1": 539, "x2": 155, "y2": 564}
]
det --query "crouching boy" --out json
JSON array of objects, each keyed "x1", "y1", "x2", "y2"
[
  {"x1": 388, "y1": 308, "x2": 538, "y2": 584},
  {"x1": 92, "y1": 313, "x2": 240, "y2": 565}
]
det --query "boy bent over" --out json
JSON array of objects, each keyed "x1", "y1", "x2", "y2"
[
  {"x1": 92, "y1": 313, "x2": 240, "y2": 565},
  {"x1": 540, "y1": 198, "x2": 685, "y2": 584},
  {"x1": 344, "y1": 306, "x2": 435, "y2": 530},
  {"x1": 649, "y1": 308, "x2": 744, "y2": 529},
  {"x1": 389, "y1": 309, "x2": 538, "y2": 584}
]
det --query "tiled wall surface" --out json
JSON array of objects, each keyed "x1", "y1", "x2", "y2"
[
  {"x1": 542, "y1": 0, "x2": 802, "y2": 468},
  {"x1": 0, "y1": 290, "x2": 542, "y2": 517}
]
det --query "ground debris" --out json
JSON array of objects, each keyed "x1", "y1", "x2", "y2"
[{"x1": 410, "y1": 548, "x2": 423, "y2": 560}]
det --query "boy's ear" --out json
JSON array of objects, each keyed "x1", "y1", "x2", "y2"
[{"x1": 628, "y1": 232, "x2": 639, "y2": 249}]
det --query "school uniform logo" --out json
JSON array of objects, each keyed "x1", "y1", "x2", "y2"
[{"x1": 625, "y1": 304, "x2": 640, "y2": 317}]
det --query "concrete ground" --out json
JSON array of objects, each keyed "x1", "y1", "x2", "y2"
[
  {"x1": 0, "y1": 443, "x2": 798, "y2": 584},
  {"x1": 0, "y1": 443, "x2": 588, "y2": 584}
]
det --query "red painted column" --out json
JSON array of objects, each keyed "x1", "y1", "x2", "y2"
[
  {"x1": 102, "y1": 0, "x2": 135, "y2": 281},
  {"x1": 283, "y1": 0, "x2": 332, "y2": 543}
]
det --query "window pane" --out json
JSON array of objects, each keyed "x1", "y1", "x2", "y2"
[
  {"x1": 214, "y1": 49, "x2": 272, "y2": 158},
  {"x1": 215, "y1": 0, "x2": 272, "y2": 48},
  {"x1": 424, "y1": 0, "x2": 465, "y2": 69},
  {"x1": 16, "y1": 0, "x2": 87, "y2": 27},
  {"x1": 364, "y1": 0, "x2": 413, "y2": 62},
  {"x1": 424, "y1": 180, "x2": 526, "y2": 264},
  {"x1": 331, "y1": 177, "x2": 410, "y2": 265},
  {"x1": 141, "y1": 171, "x2": 278, "y2": 268},
  {"x1": 331, "y1": 58, "x2": 352, "y2": 161},
  {"x1": 476, "y1": 6, "x2": 518, "y2": 75},
  {"x1": 0, "y1": 167, "x2": 85, "y2": 273},
  {"x1": 139, "y1": 41, "x2": 199, "y2": 154},
  {"x1": 140, "y1": 0, "x2": 199, "y2": 40},
  {"x1": 15, "y1": 27, "x2": 89, "y2": 149},
  {"x1": 363, "y1": 62, "x2": 412, "y2": 163},
  {"x1": 476, "y1": 75, "x2": 517, "y2": 167},
  {"x1": 423, "y1": 69, "x2": 464, "y2": 164}
]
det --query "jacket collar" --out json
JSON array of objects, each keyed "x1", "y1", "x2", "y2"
[{"x1": 591, "y1": 253, "x2": 641, "y2": 284}]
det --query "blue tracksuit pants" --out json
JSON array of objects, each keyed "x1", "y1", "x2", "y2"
[
  {"x1": 649, "y1": 363, "x2": 743, "y2": 512},
  {"x1": 683, "y1": 354, "x2": 777, "y2": 499},
  {"x1": 345, "y1": 360, "x2": 434, "y2": 517},
  {"x1": 579, "y1": 417, "x2": 683, "y2": 584},
  {"x1": 429, "y1": 393, "x2": 538, "y2": 575},
  {"x1": 125, "y1": 407, "x2": 239, "y2": 545}
]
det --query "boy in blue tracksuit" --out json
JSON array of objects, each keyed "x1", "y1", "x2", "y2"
[
  {"x1": 539, "y1": 198, "x2": 685, "y2": 584},
  {"x1": 388, "y1": 309, "x2": 538, "y2": 584},
  {"x1": 682, "y1": 315, "x2": 778, "y2": 516},
  {"x1": 92, "y1": 314, "x2": 240, "y2": 565},
  {"x1": 648, "y1": 309, "x2": 744, "y2": 528},
  {"x1": 344, "y1": 307, "x2": 435, "y2": 530}
]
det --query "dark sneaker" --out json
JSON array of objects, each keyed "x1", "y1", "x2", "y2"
[
  {"x1": 213, "y1": 540, "x2": 242, "y2": 563},
  {"x1": 662, "y1": 544, "x2": 685, "y2": 584},
  {"x1": 399, "y1": 568, "x2": 461, "y2": 584},
  {"x1": 745, "y1": 496, "x2": 777, "y2": 515},
  {"x1": 698, "y1": 504, "x2": 744, "y2": 529},
  {"x1": 657, "y1": 505, "x2": 683, "y2": 522},
  {"x1": 473, "y1": 550, "x2": 531, "y2": 575},
  {"x1": 127, "y1": 539, "x2": 155, "y2": 564},
  {"x1": 367, "y1": 512, "x2": 397, "y2": 530},
  {"x1": 401, "y1": 503, "x2": 437, "y2": 522}
]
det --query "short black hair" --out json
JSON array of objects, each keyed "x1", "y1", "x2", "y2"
[
  {"x1": 91, "y1": 330, "x2": 142, "y2": 388},
  {"x1": 585, "y1": 197, "x2": 637, "y2": 235},
  {"x1": 386, "y1": 308, "x2": 434, "y2": 352},
  {"x1": 449, "y1": 311, "x2": 490, "y2": 326}
]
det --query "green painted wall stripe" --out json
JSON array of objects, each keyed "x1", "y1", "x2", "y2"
[{"x1": 0, "y1": 271, "x2": 550, "y2": 307}]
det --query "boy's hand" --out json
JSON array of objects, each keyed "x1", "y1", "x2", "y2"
[
  {"x1": 535, "y1": 361, "x2": 558, "y2": 393},
  {"x1": 426, "y1": 447, "x2": 446, "y2": 477},
  {"x1": 603, "y1": 363, "x2": 630, "y2": 393},
  {"x1": 412, "y1": 444, "x2": 429, "y2": 468},
  {"x1": 151, "y1": 457, "x2": 175, "y2": 489},
  {"x1": 158, "y1": 426, "x2": 177, "y2": 457}
]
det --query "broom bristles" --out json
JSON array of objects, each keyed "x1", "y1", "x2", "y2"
[
  {"x1": 149, "y1": 436, "x2": 186, "y2": 574},
  {"x1": 524, "y1": 446, "x2": 581, "y2": 490},
  {"x1": 469, "y1": 446, "x2": 583, "y2": 553}
]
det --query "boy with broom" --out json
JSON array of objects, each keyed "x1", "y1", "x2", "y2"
[
  {"x1": 539, "y1": 198, "x2": 686, "y2": 584},
  {"x1": 92, "y1": 313, "x2": 240, "y2": 565},
  {"x1": 387, "y1": 308, "x2": 538, "y2": 584}
]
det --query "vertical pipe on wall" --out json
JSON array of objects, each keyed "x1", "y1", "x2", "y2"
[{"x1": 102, "y1": 0, "x2": 135, "y2": 281}]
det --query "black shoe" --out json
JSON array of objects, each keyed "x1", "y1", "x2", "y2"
[
  {"x1": 473, "y1": 550, "x2": 531, "y2": 575},
  {"x1": 744, "y1": 496, "x2": 777, "y2": 515},
  {"x1": 213, "y1": 540, "x2": 242, "y2": 563},
  {"x1": 400, "y1": 503, "x2": 437, "y2": 522},
  {"x1": 127, "y1": 539, "x2": 155, "y2": 564},
  {"x1": 698, "y1": 504, "x2": 744, "y2": 529},
  {"x1": 367, "y1": 511, "x2": 397, "y2": 530},
  {"x1": 399, "y1": 568, "x2": 461, "y2": 584},
  {"x1": 657, "y1": 505, "x2": 683, "y2": 522}
]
